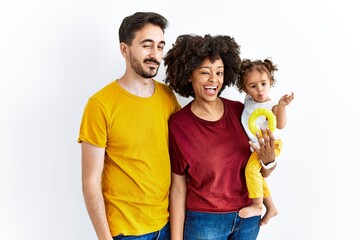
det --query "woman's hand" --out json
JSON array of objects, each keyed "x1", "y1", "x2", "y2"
[{"x1": 249, "y1": 128, "x2": 276, "y2": 177}]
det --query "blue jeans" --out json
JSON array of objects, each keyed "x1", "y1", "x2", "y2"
[
  {"x1": 184, "y1": 210, "x2": 260, "y2": 240},
  {"x1": 113, "y1": 222, "x2": 170, "y2": 240}
]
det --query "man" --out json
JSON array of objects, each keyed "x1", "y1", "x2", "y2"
[{"x1": 78, "y1": 12, "x2": 180, "y2": 239}]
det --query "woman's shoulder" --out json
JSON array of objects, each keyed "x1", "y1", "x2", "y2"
[
  {"x1": 169, "y1": 102, "x2": 192, "y2": 123},
  {"x1": 221, "y1": 97, "x2": 244, "y2": 108},
  {"x1": 220, "y1": 97, "x2": 244, "y2": 117}
]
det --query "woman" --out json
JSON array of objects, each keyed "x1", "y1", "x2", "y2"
[{"x1": 164, "y1": 34, "x2": 277, "y2": 240}]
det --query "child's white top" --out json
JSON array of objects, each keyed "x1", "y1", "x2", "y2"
[{"x1": 241, "y1": 94, "x2": 277, "y2": 143}]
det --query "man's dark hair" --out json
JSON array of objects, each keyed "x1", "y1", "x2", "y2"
[{"x1": 118, "y1": 12, "x2": 168, "y2": 45}]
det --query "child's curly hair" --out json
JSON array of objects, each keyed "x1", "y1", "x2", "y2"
[
  {"x1": 164, "y1": 34, "x2": 241, "y2": 98},
  {"x1": 236, "y1": 58, "x2": 278, "y2": 93}
]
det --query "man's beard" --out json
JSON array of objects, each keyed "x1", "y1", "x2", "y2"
[{"x1": 129, "y1": 54, "x2": 160, "y2": 79}]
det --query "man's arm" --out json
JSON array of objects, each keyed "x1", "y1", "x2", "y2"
[{"x1": 81, "y1": 142, "x2": 113, "y2": 240}]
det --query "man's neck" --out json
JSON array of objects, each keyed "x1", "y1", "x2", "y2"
[{"x1": 117, "y1": 76, "x2": 155, "y2": 98}]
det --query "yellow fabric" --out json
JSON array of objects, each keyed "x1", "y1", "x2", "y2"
[
  {"x1": 78, "y1": 80, "x2": 180, "y2": 236},
  {"x1": 245, "y1": 139, "x2": 282, "y2": 199},
  {"x1": 248, "y1": 108, "x2": 277, "y2": 137}
]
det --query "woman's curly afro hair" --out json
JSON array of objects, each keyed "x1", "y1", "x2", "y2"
[{"x1": 164, "y1": 34, "x2": 241, "y2": 98}]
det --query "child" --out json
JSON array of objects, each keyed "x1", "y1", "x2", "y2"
[{"x1": 237, "y1": 58, "x2": 294, "y2": 225}]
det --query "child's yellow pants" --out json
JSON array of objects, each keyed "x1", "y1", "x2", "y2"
[{"x1": 245, "y1": 139, "x2": 283, "y2": 198}]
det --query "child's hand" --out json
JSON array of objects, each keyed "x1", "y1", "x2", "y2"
[{"x1": 278, "y1": 92, "x2": 294, "y2": 107}]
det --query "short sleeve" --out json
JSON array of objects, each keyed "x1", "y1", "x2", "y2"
[{"x1": 78, "y1": 98, "x2": 108, "y2": 148}]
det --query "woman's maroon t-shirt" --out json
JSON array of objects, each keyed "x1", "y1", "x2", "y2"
[{"x1": 169, "y1": 97, "x2": 252, "y2": 212}]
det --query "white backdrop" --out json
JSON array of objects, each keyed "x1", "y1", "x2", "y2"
[{"x1": 1, "y1": 0, "x2": 359, "y2": 239}]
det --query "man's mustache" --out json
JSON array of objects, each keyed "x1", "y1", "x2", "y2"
[{"x1": 144, "y1": 58, "x2": 160, "y2": 65}]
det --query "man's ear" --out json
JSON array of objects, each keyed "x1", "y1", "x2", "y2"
[{"x1": 120, "y1": 42, "x2": 128, "y2": 58}]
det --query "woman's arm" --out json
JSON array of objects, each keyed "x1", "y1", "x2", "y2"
[{"x1": 170, "y1": 173, "x2": 187, "y2": 240}]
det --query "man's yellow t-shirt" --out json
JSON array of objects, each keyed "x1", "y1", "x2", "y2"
[{"x1": 78, "y1": 80, "x2": 180, "y2": 236}]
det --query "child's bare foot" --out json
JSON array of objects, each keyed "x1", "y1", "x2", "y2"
[
  {"x1": 260, "y1": 207, "x2": 278, "y2": 226},
  {"x1": 238, "y1": 205, "x2": 262, "y2": 219}
]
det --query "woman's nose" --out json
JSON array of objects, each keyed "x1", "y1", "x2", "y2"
[{"x1": 208, "y1": 73, "x2": 217, "y2": 82}]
